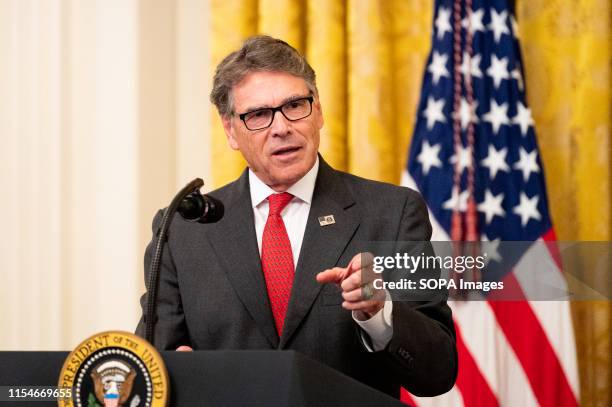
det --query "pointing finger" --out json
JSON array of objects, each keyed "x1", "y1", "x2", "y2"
[{"x1": 316, "y1": 267, "x2": 347, "y2": 284}]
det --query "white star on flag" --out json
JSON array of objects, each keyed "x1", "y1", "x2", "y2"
[
  {"x1": 511, "y1": 15, "x2": 520, "y2": 38},
  {"x1": 481, "y1": 144, "x2": 510, "y2": 179},
  {"x1": 478, "y1": 189, "x2": 505, "y2": 224},
  {"x1": 488, "y1": 9, "x2": 510, "y2": 43},
  {"x1": 513, "y1": 192, "x2": 541, "y2": 226},
  {"x1": 511, "y1": 65, "x2": 524, "y2": 91},
  {"x1": 481, "y1": 235, "x2": 502, "y2": 263},
  {"x1": 428, "y1": 51, "x2": 450, "y2": 85},
  {"x1": 486, "y1": 55, "x2": 510, "y2": 89},
  {"x1": 423, "y1": 96, "x2": 446, "y2": 130},
  {"x1": 512, "y1": 101, "x2": 534, "y2": 136},
  {"x1": 450, "y1": 144, "x2": 473, "y2": 173},
  {"x1": 435, "y1": 7, "x2": 452, "y2": 40},
  {"x1": 483, "y1": 99, "x2": 510, "y2": 134},
  {"x1": 462, "y1": 8, "x2": 485, "y2": 34},
  {"x1": 460, "y1": 52, "x2": 483, "y2": 79},
  {"x1": 454, "y1": 98, "x2": 479, "y2": 130},
  {"x1": 513, "y1": 147, "x2": 540, "y2": 182},
  {"x1": 443, "y1": 187, "x2": 470, "y2": 212},
  {"x1": 417, "y1": 141, "x2": 442, "y2": 175}
]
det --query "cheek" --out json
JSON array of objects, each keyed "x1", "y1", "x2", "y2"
[
  {"x1": 307, "y1": 126, "x2": 321, "y2": 148},
  {"x1": 247, "y1": 137, "x2": 270, "y2": 163}
]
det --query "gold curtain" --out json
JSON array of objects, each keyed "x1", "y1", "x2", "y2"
[
  {"x1": 210, "y1": 0, "x2": 611, "y2": 404},
  {"x1": 515, "y1": 1, "x2": 612, "y2": 406}
]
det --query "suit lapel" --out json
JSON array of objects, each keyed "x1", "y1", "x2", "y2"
[
  {"x1": 205, "y1": 170, "x2": 279, "y2": 348},
  {"x1": 280, "y1": 159, "x2": 360, "y2": 348}
]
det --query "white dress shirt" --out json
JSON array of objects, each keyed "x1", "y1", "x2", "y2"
[{"x1": 248, "y1": 157, "x2": 393, "y2": 351}]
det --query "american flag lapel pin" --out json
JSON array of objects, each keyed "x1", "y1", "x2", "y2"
[{"x1": 318, "y1": 215, "x2": 335, "y2": 226}]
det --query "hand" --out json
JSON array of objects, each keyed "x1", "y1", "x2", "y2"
[
  {"x1": 176, "y1": 345, "x2": 193, "y2": 352},
  {"x1": 316, "y1": 252, "x2": 385, "y2": 319}
]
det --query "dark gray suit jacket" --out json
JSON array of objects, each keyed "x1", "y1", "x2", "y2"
[{"x1": 136, "y1": 158, "x2": 457, "y2": 398}]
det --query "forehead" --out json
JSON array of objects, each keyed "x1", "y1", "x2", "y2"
[{"x1": 231, "y1": 71, "x2": 310, "y2": 111}]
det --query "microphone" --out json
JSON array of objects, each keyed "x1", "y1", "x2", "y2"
[
  {"x1": 144, "y1": 178, "x2": 224, "y2": 345},
  {"x1": 178, "y1": 190, "x2": 224, "y2": 223}
]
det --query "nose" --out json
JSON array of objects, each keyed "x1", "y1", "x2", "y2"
[{"x1": 269, "y1": 110, "x2": 291, "y2": 137}]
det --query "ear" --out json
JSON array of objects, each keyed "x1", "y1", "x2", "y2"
[
  {"x1": 313, "y1": 99, "x2": 324, "y2": 130},
  {"x1": 221, "y1": 115, "x2": 240, "y2": 150}
]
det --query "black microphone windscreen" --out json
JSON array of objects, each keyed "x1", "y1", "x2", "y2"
[
  {"x1": 202, "y1": 195, "x2": 224, "y2": 223},
  {"x1": 178, "y1": 192, "x2": 224, "y2": 224}
]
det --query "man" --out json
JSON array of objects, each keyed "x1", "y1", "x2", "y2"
[{"x1": 136, "y1": 35, "x2": 457, "y2": 398}]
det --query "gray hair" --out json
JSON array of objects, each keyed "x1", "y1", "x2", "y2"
[{"x1": 210, "y1": 35, "x2": 318, "y2": 117}]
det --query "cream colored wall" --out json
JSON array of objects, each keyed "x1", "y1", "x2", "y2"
[{"x1": 0, "y1": 0, "x2": 212, "y2": 350}]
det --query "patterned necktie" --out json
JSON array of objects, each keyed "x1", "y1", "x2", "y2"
[{"x1": 261, "y1": 192, "x2": 295, "y2": 336}]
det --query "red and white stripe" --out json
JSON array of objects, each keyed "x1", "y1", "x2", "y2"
[{"x1": 401, "y1": 172, "x2": 580, "y2": 407}]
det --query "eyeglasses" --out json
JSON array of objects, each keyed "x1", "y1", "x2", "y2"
[{"x1": 237, "y1": 96, "x2": 314, "y2": 131}]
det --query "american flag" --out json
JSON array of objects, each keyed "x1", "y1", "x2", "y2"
[{"x1": 401, "y1": 0, "x2": 580, "y2": 406}]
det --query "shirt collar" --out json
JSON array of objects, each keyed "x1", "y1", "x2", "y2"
[{"x1": 249, "y1": 156, "x2": 319, "y2": 208}]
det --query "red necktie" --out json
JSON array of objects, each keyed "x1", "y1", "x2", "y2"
[{"x1": 261, "y1": 192, "x2": 295, "y2": 336}]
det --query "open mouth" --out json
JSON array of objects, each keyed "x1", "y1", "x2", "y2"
[{"x1": 272, "y1": 146, "x2": 302, "y2": 157}]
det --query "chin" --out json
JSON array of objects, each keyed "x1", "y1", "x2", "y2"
[
  {"x1": 268, "y1": 168, "x2": 305, "y2": 189},
  {"x1": 265, "y1": 155, "x2": 316, "y2": 187},
  {"x1": 272, "y1": 173, "x2": 302, "y2": 188}
]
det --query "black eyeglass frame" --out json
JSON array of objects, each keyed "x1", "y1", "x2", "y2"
[{"x1": 236, "y1": 96, "x2": 315, "y2": 131}]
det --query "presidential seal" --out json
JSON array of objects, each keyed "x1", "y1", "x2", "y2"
[{"x1": 58, "y1": 331, "x2": 169, "y2": 407}]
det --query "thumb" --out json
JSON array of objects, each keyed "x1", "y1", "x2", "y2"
[
  {"x1": 347, "y1": 252, "x2": 375, "y2": 275},
  {"x1": 346, "y1": 253, "x2": 362, "y2": 275},
  {"x1": 176, "y1": 345, "x2": 193, "y2": 352}
]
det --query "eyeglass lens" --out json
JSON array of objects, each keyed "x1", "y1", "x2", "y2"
[{"x1": 243, "y1": 98, "x2": 312, "y2": 130}]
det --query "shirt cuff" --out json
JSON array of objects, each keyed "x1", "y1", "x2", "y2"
[{"x1": 352, "y1": 291, "x2": 394, "y2": 352}]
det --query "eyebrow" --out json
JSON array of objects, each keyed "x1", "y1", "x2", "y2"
[{"x1": 240, "y1": 93, "x2": 311, "y2": 113}]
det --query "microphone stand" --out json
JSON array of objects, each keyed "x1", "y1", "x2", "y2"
[{"x1": 144, "y1": 178, "x2": 204, "y2": 344}]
